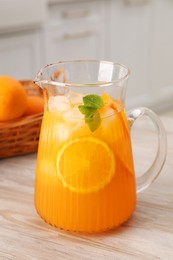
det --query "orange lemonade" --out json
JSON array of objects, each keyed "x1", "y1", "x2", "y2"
[{"x1": 35, "y1": 91, "x2": 136, "y2": 232}]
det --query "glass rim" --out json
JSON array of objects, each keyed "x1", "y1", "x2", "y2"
[{"x1": 34, "y1": 60, "x2": 131, "y2": 87}]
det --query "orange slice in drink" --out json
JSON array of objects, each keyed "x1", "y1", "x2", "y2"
[
  {"x1": 101, "y1": 92, "x2": 123, "y2": 111},
  {"x1": 56, "y1": 137, "x2": 116, "y2": 193},
  {"x1": 101, "y1": 92, "x2": 129, "y2": 133}
]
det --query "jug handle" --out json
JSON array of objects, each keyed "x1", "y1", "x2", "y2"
[{"x1": 127, "y1": 107, "x2": 167, "y2": 193}]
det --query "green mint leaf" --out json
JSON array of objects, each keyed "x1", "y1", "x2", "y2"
[
  {"x1": 83, "y1": 94, "x2": 104, "y2": 109},
  {"x1": 85, "y1": 111, "x2": 101, "y2": 132},
  {"x1": 78, "y1": 94, "x2": 103, "y2": 132},
  {"x1": 78, "y1": 105, "x2": 97, "y2": 116}
]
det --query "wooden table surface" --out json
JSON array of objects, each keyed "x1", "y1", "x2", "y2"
[{"x1": 0, "y1": 116, "x2": 173, "y2": 260}]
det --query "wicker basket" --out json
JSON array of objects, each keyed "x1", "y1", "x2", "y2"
[{"x1": 0, "y1": 80, "x2": 43, "y2": 159}]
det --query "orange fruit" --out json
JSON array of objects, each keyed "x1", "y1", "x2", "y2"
[
  {"x1": 56, "y1": 137, "x2": 116, "y2": 193},
  {"x1": 25, "y1": 96, "x2": 44, "y2": 116},
  {"x1": 0, "y1": 76, "x2": 27, "y2": 121}
]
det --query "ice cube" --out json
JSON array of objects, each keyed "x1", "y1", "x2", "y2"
[
  {"x1": 66, "y1": 91, "x2": 84, "y2": 105},
  {"x1": 55, "y1": 123, "x2": 69, "y2": 142},
  {"x1": 101, "y1": 108, "x2": 116, "y2": 128},
  {"x1": 63, "y1": 106, "x2": 84, "y2": 132},
  {"x1": 63, "y1": 105, "x2": 84, "y2": 119},
  {"x1": 48, "y1": 96, "x2": 71, "y2": 112},
  {"x1": 101, "y1": 108, "x2": 115, "y2": 119}
]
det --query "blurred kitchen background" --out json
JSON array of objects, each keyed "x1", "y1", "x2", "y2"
[{"x1": 0, "y1": 0, "x2": 173, "y2": 113}]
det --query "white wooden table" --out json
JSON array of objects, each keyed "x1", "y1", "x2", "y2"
[{"x1": 0, "y1": 116, "x2": 173, "y2": 260}]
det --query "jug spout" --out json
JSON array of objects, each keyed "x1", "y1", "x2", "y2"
[
  {"x1": 34, "y1": 71, "x2": 43, "y2": 89},
  {"x1": 34, "y1": 67, "x2": 67, "y2": 90}
]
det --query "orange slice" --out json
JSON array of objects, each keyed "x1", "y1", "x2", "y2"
[
  {"x1": 101, "y1": 92, "x2": 122, "y2": 111},
  {"x1": 56, "y1": 137, "x2": 116, "y2": 193},
  {"x1": 101, "y1": 92, "x2": 129, "y2": 134}
]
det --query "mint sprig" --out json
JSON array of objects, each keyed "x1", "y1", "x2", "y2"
[
  {"x1": 82, "y1": 95, "x2": 104, "y2": 109},
  {"x1": 78, "y1": 94, "x2": 104, "y2": 132}
]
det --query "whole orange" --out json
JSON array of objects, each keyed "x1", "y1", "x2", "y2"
[
  {"x1": 25, "y1": 95, "x2": 44, "y2": 116},
  {"x1": 0, "y1": 76, "x2": 27, "y2": 121}
]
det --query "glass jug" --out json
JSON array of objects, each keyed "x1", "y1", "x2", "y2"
[{"x1": 34, "y1": 60, "x2": 167, "y2": 233}]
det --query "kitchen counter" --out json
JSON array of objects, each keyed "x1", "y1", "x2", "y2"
[{"x1": 0, "y1": 116, "x2": 173, "y2": 259}]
